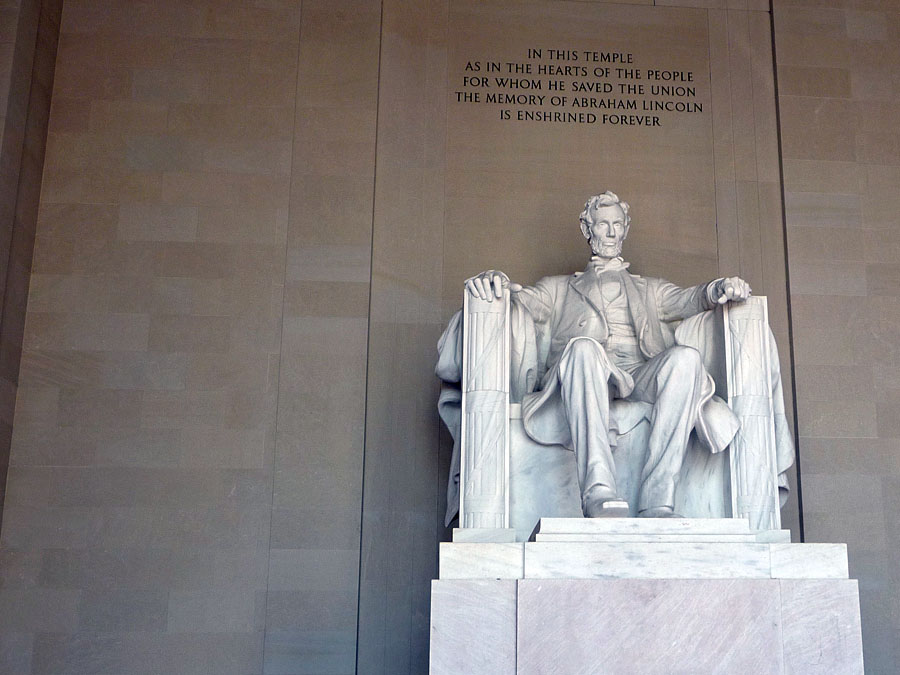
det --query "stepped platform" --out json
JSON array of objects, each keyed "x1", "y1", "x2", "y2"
[
  {"x1": 431, "y1": 518, "x2": 864, "y2": 674},
  {"x1": 442, "y1": 517, "x2": 846, "y2": 580}
]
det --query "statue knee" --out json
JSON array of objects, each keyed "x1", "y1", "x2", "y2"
[
  {"x1": 560, "y1": 338, "x2": 610, "y2": 375},
  {"x1": 666, "y1": 345, "x2": 703, "y2": 375},
  {"x1": 567, "y1": 337, "x2": 603, "y2": 357}
]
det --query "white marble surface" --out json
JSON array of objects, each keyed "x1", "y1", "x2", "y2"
[
  {"x1": 431, "y1": 536, "x2": 862, "y2": 673},
  {"x1": 440, "y1": 519, "x2": 846, "y2": 580},
  {"x1": 724, "y1": 297, "x2": 782, "y2": 530},
  {"x1": 430, "y1": 579, "x2": 516, "y2": 675},
  {"x1": 531, "y1": 518, "x2": 792, "y2": 543},
  {"x1": 534, "y1": 532, "x2": 782, "y2": 543},
  {"x1": 521, "y1": 541, "x2": 850, "y2": 580},
  {"x1": 438, "y1": 542, "x2": 524, "y2": 579},
  {"x1": 452, "y1": 527, "x2": 517, "y2": 543},
  {"x1": 523, "y1": 542, "x2": 774, "y2": 579},
  {"x1": 459, "y1": 289, "x2": 510, "y2": 529},
  {"x1": 770, "y1": 542, "x2": 849, "y2": 579},
  {"x1": 508, "y1": 415, "x2": 581, "y2": 540},
  {"x1": 780, "y1": 579, "x2": 864, "y2": 674},
  {"x1": 533, "y1": 516, "x2": 754, "y2": 536},
  {"x1": 516, "y1": 579, "x2": 784, "y2": 674},
  {"x1": 429, "y1": 577, "x2": 864, "y2": 674},
  {"x1": 755, "y1": 529, "x2": 793, "y2": 543}
]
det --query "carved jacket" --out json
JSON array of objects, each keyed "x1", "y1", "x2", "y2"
[
  {"x1": 511, "y1": 263, "x2": 733, "y2": 454},
  {"x1": 513, "y1": 263, "x2": 718, "y2": 393}
]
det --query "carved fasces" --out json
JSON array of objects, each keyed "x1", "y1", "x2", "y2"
[
  {"x1": 724, "y1": 296, "x2": 781, "y2": 530},
  {"x1": 460, "y1": 288, "x2": 511, "y2": 528}
]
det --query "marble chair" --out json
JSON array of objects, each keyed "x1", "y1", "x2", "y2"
[{"x1": 439, "y1": 290, "x2": 793, "y2": 541}]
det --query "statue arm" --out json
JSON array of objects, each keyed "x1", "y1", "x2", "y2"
[
  {"x1": 511, "y1": 278, "x2": 555, "y2": 324},
  {"x1": 655, "y1": 279, "x2": 717, "y2": 321},
  {"x1": 466, "y1": 270, "x2": 555, "y2": 324},
  {"x1": 656, "y1": 276, "x2": 752, "y2": 321}
]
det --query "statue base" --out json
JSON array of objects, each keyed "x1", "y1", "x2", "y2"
[{"x1": 430, "y1": 519, "x2": 864, "y2": 674}]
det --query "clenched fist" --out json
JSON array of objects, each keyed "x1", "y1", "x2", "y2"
[{"x1": 713, "y1": 276, "x2": 752, "y2": 304}]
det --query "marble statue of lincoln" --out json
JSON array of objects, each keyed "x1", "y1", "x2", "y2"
[{"x1": 464, "y1": 191, "x2": 752, "y2": 518}]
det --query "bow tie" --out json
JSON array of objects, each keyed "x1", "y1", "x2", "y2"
[{"x1": 589, "y1": 256, "x2": 630, "y2": 274}]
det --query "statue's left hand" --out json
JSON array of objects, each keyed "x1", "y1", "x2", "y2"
[
  {"x1": 715, "y1": 276, "x2": 752, "y2": 304},
  {"x1": 465, "y1": 270, "x2": 522, "y2": 302}
]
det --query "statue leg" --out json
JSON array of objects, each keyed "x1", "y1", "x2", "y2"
[
  {"x1": 556, "y1": 337, "x2": 623, "y2": 513},
  {"x1": 628, "y1": 345, "x2": 706, "y2": 514}
]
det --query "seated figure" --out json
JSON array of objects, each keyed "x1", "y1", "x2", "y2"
[{"x1": 436, "y1": 191, "x2": 794, "y2": 529}]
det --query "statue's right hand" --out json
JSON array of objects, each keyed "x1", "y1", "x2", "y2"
[{"x1": 466, "y1": 270, "x2": 519, "y2": 301}]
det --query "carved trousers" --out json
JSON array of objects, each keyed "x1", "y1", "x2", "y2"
[{"x1": 556, "y1": 337, "x2": 707, "y2": 512}]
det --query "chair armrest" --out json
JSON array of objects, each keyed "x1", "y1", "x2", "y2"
[
  {"x1": 723, "y1": 296, "x2": 781, "y2": 530},
  {"x1": 460, "y1": 289, "x2": 511, "y2": 529}
]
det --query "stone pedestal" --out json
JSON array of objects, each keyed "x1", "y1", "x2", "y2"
[{"x1": 430, "y1": 519, "x2": 864, "y2": 674}]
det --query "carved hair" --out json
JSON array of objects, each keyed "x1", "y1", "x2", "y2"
[{"x1": 578, "y1": 191, "x2": 631, "y2": 238}]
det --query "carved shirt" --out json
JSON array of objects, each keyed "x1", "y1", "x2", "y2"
[{"x1": 597, "y1": 272, "x2": 644, "y2": 372}]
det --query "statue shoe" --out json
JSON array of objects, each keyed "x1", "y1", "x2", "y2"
[
  {"x1": 582, "y1": 486, "x2": 630, "y2": 518},
  {"x1": 638, "y1": 506, "x2": 683, "y2": 518}
]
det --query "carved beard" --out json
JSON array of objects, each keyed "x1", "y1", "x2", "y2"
[{"x1": 589, "y1": 236, "x2": 623, "y2": 259}]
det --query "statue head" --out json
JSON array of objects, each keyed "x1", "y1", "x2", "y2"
[{"x1": 579, "y1": 191, "x2": 631, "y2": 259}]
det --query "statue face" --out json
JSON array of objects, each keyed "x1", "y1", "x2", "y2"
[{"x1": 585, "y1": 204, "x2": 628, "y2": 259}]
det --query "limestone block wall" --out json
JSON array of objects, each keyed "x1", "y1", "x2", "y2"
[
  {"x1": 0, "y1": 0, "x2": 897, "y2": 674},
  {"x1": 268, "y1": 0, "x2": 379, "y2": 671},
  {"x1": 773, "y1": 1, "x2": 900, "y2": 671},
  {"x1": 0, "y1": 0, "x2": 61, "y2": 520},
  {"x1": 0, "y1": 1, "x2": 378, "y2": 673}
]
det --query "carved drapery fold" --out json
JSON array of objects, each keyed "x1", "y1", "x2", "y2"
[{"x1": 724, "y1": 296, "x2": 781, "y2": 530}]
